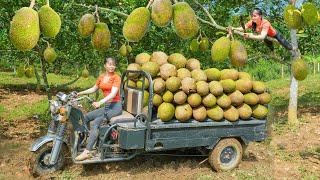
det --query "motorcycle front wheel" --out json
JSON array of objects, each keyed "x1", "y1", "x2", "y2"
[{"x1": 29, "y1": 143, "x2": 68, "y2": 177}]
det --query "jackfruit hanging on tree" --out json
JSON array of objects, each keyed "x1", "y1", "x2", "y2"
[
  {"x1": 229, "y1": 40, "x2": 248, "y2": 67},
  {"x1": 199, "y1": 37, "x2": 210, "y2": 51},
  {"x1": 292, "y1": 57, "x2": 308, "y2": 81},
  {"x1": 151, "y1": 0, "x2": 173, "y2": 27},
  {"x1": 38, "y1": 4, "x2": 61, "y2": 38},
  {"x1": 44, "y1": 45, "x2": 57, "y2": 63},
  {"x1": 9, "y1": 7, "x2": 40, "y2": 51},
  {"x1": 123, "y1": 7, "x2": 150, "y2": 42},
  {"x1": 91, "y1": 22, "x2": 111, "y2": 51},
  {"x1": 81, "y1": 66, "x2": 89, "y2": 78},
  {"x1": 78, "y1": 14, "x2": 95, "y2": 37},
  {"x1": 211, "y1": 36, "x2": 231, "y2": 62},
  {"x1": 189, "y1": 39, "x2": 199, "y2": 52},
  {"x1": 283, "y1": 5, "x2": 303, "y2": 29},
  {"x1": 172, "y1": 2, "x2": 199, "y2": 39},
  {"x1": 301, "y1": 2, "x2": 318, "y2": 26}
]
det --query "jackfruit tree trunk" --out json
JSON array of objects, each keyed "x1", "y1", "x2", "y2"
[
  {"x1": 40, "y1": 56, "x2": 52, "y2": 100},
  {"x1": 288, "y1": 29, "x2": 299, "y2": 126}
]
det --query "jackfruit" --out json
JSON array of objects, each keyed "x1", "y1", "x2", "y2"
[
  {"x1": 244, "y1": 93, "x2": 259, "y2": 105},
  {"x1": 187, "y1": 93, "x2": 202, "y2": 107},
  {"x1": 175, "y1": 103, "x2": 193, "y2": 122},
  {"x1": 258, "y1": 92, "x2": 272, "y2": 104},
  {"x1": 10, "y1": 7, "x2": 40, "y2": 51},
  {"x1": 172, "y1": 2, "x2": 199, "y2": 39},
  {"x1": 141, "y1": 61, "x2": 160, "y2": 78},
  {"x1": 153, "y1": 78, "x2": 166, "y2": 94},
  {"x1": 16, "y1": 64, "x2": 25, "y2": 77},
  {"x1": 230, "y1": 40, "x2": 247, "y2": 67},
  {"x1": 158, "y1": 102, "x2": 175, "y2": 122},
  {"x1": 202, "y1": 93, "x2": 216, "y2": 108},
  {"x1": 181, "y1": 77, "x2": 196, "y2": 94},
  {"x1": 81, "y1": 66, "x2": 89, "y2": 78},
  {"x1": 151, "y1": 51, "x2": 168, "y2": 66},
  {"x1": 191, "y1": 69, "x2": 207, "y2": 82},
  {"x1": 135, "y1": 53, "x2": 151, "y2": 65},
  {"x1": 162, "y1": 91, "x2": 173, "y2": 103},
  {"x1": 193, "y1": 106, "x2": 207, "y2": 122},
  {"x1": 196, "y1": 81, "x2": 209, "y2": 96},
  {"x1": 119, "y1": 44, "x2": 127, "y2": 56},
  {"x1": 189, "y1": 39, "x2": 199, "y2": 52},
  {"x1": 127, "y1": 63, "x2": 140, "y2": 79},
  {"x1": 217, "y1": 94, "x2": 231, "y2": 109},
  {"x1": 78, "y1": 14, "x2": 95, "y2": 37},
  {"x1": 224, "y1": 106, "x2": 239, "y2": 122},
  {"x1": 211, "y1": 36, "x2": 231, "y2": 62},
  {"x1": 238, "y1": 72, "x2": 251, "y2": 80},
  {"x1": 186, "y1": 58, "x2": 201, "y2": 71},
  {"x1": 177, "y1": 68, "x2": 191, "y2": 79},
  {"x1": 165, "y1": 76, "x2": 181, "y2": 92},
  {"x1": 209, "y1": 81, "x2": 223, "y2": 96},
  {"x1": 301, "y1": 2, "x2": 318, "y2": 26},
  {"x1": 25, "y1": 65, "x2": 34, "y2": 78},
  {"x1": 284, "y1": 5, "x2": 303, "y2": 29},
  {"x1": 136, "y1": 77, "x2": 149, "y2": 89},
  {"x1": 160, "y1": 63, "x2": 177, "y2": 80},
  {"x1": 151, "y1": 0, "x2": 173, "y2": 27},
  {"x1": 236, "y1": 79, "x2": 252, "y2": 94},
  {"x1": 44, "y1": 46, "x2": 57, "y2": 63},
  {"x1": 220, "y1": 69, "x2": 239, "y2": 80},
  {"x1": 252, "y1": 105, "x2": 268, "y2": 119},
  {"x1": 153, "y1": 94, "x2": 163, "y2": 106},
  {"x1": 126, "y1": 45, "x2": 132, "y2": 53},
  {"x1": 292, "y1": 58, "x2": 308, "y2": 81},
  {"x1": 237, "y1": 104, "x2": 252, "y2": 120},
  {"x1": 168, "y1": 53, "x2": 187, "y2": 69},
  {"x1": 143, "y1": 90, "x2": 150, "y2": 106},
  {"x1": 207, "y1": 105, "x2": 224, "y2": 121},
  {"x1": 199, "y1": 37, "x2": 209, "y2": 51},
  {"x1": 229, "y1": 90, "x2": 244, "y2": 107},
  {"x1": 38, "y1": 5, "x2": 61, "y2": 38},
  {"x1": 220, "y1": 79, "x2": 236, "y2": 93},
  {"x1": 92, "y1": 23, "x2": 111, "y2": 51},
  {"x1": 174, "y1": 91, "x2": 187, "y2": 105},
  {"x1": 252, "y1": 81, "x2": 266, "y2": 94},
  {"x1": 123, "y1": 7, "x2": 150, "y2": 42},
  {"x1": 205, "y1": 68, "x2": 221, "y2": 81}
]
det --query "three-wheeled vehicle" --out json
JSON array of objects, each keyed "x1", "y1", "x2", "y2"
[{"x1": 29, "y1": 70, "x2": 267, "y2": 176}]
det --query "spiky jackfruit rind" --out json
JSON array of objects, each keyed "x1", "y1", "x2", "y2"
[
  {"x1": 168, "y1": 53, "x2": 187, "y2": 69},
  {"x1": 230, "y1": 40, "x2": 248, "y2": 67},
  {"x1": 91, "y1": 23, "x2": 111, "y2": 51},
  {"x1": 211, "y1": 37, "x2": 231, "y2": 62},
  {"x1": 9, "y1": 7, "x2": 40, "y2": 51},
  {"x1": 78, "y1": 14, "x2": 95, "y2": 37},
  {"x1": 44, "y1": 46, "x2": 57, "y2": 63},
  {"x1": 38, "y1": 5, "x2": 61, "y2": 38},
  {"x1": 123, "y1": 7, "x2": 150, "y2": 42},
  {"x1": 292, "y1": 58, "x2": 308, "y2": 81},
  {"x1": 301, "y1": 2, "x2": 318, "y2": 26},
  {"x1": 284, "y1": 5, "x2": 303, "y2": 29},
  {"x1": 172, "y1": 2, "x2": 199, "y2": 39},
  {"x1": 158, "y1": 102, "x2": 175, "y2": 122},
  {"x1": 151, "y1": 0, "x2": 173, "y2": 27}
]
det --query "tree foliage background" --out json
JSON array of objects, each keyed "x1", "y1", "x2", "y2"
[{"x1": 0, "y1": 0, "x2": 319, "y2": 81}]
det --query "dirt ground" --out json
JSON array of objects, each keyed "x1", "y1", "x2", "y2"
[{"x1": 0, "y1": 89, "x2": 319, "y2": 180}]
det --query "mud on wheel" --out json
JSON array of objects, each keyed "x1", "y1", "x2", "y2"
[
  {"x1": 29, "y1": 143, "x2": 68, "y2": 177},
  {"x1": 208, "y1": 138, "x2": 243, "y2": 172}
]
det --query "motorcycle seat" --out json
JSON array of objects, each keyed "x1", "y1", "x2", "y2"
[{"x1": 109, "y1": 110, "x2": 135, "y2": 124}]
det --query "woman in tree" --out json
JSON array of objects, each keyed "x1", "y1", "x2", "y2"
[
  {"x1": 75, "y1": 57, "x2": 122, "y2": 161},
  {"x1": 233, "y1": 8, "x2": 294, "y2": 53}
]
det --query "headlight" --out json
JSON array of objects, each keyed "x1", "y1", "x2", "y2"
[{"x1": 50, "y1": 100, "x2": 60, "y2": 114}]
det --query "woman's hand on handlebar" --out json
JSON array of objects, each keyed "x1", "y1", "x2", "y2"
[{"x1": 92, "y1": 102, "x2": 101, "y2": 108}]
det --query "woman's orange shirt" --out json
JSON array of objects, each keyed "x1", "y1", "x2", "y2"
[
  {"x1": 96, "y1": 73, "x2": 121, "y2": 102},
  {"x1": 245, "y1": 19, "x2": 277, "y2": 37}
]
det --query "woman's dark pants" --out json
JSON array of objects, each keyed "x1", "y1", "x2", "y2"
[{"x1": 264, "y1": 32, "x2": 293, "y2": 51}]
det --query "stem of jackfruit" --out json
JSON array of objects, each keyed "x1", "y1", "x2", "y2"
[
  {"x1": 95, "y1": 5, "x2": 100, "y2": 23},
  {"x1": 46, "y1": 0, "x2": 49, "y2": 6},
  {"x1": 173, "y1": 0, "x2": 178, "y2": 4},
  {"x1": 146, "y1": 0, "x2": 154, "y2": 8},
  {"x1": 29, "y1": 0, "x2": 35, "y2": 8},
  {"x1": 73, "y1": 3, "x2": 128, "y2": 19}
]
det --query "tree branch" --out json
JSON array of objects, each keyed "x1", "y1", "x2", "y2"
[
  {"x1": 29, "y1": 0, "x2": 35, "y2": 8},
  {"x1": 73, "y1": 3, "x2": 128, "y2": 18}
]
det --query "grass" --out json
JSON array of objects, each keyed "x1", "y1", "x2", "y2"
[
  {"x1": 0, "y1": 71, "x2": 96, "y2": 91},
  {"x1": 5, "y1": 98, "x2": 49, "y2": 121},
  {"x1": 0, "y1": 105, "x2": 5, "y2": 117}
]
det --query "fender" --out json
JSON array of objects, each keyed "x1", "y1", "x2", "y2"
[{"x1": 29, "y1": 134, "x2": 68, "y2": 152}]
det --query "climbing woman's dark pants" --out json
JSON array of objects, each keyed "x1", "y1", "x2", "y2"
[
  {"x1": 264, "y1": 32, "x2": 293, "y2": 51},
  {"x1": 84, "y1": 102, "x2": 122, "y2": 150}
]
